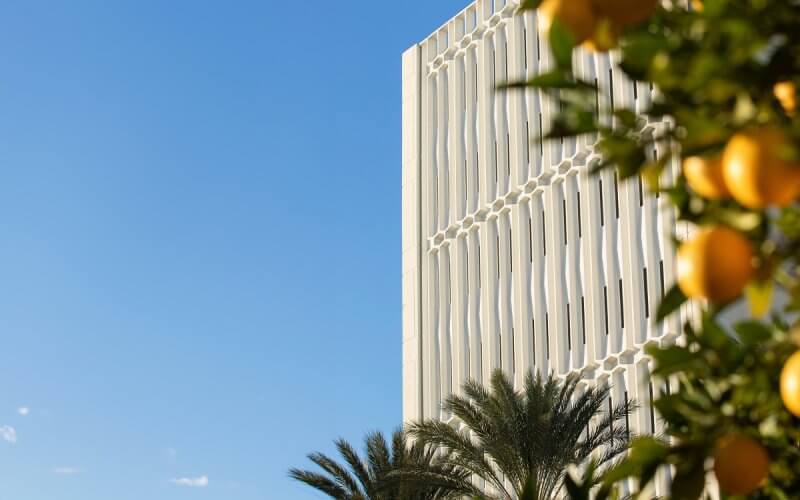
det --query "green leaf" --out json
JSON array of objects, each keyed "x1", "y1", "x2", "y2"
[
  {"x1": 549, "y1": 18, "x2": 575, "y2": 71},
  {"x1": 499, "y1": 69, "x2": 575, "y2": 91},
  {"x1": 733, "y1": 320, "x2": 773, "y2": 346},
  {"x1": 670, "y1": 462, "x2": 706, "y2": 500},
  {"x1": 656, "y1": 284, "x2": 687, "y2": 323},
  {"x1": 517, "y1": 0, "x2": 543, "y2": 11},
  {"x1": 700, "y1": 314, "x2": 731, "y2": 350},
  {"x1": 776, "y1": 206, "x2": 800, "y2": 238},
  {"x1": 602, "y1": 437, "x2": 668, "y2": 486},
  {"x1": 647, "y1": 344, "x2": 704, "y2": 376}
]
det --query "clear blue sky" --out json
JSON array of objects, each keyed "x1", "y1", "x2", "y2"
[{"x1": 0, "y1": 1, "x2": 468, "y2": 498}]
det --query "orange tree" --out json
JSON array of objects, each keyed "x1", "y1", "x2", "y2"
[{"x1": 509, "y1": 0, "x2": 800, "y2": 497}]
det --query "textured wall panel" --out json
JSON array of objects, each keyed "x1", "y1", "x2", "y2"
[{"x1": 402, "y1": 1, "x2": 687, "y2": 495}]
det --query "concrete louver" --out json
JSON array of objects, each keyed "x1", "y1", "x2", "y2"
[{"x1": 402, "y1": 0, "x2": 694, "y2": 496}]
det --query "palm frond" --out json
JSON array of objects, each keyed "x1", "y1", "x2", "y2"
[
  {"x1": 289, "y1": 468, "x2": 351, "y2": 499},
  {"x1": 412, "y1": 368, "x2": 637, "y2": 500},
  {"x1": 308, "y1": 451, "x2": 364, "y2": 496}
]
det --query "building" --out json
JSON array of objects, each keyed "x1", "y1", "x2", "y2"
[{"x1": 401, "y1": 1, "x2": 693, "y2": 490}]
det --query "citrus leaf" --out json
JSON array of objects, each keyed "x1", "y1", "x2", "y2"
[
  {"x1": 549, "y1": 18, "x2": 575, "y2": 71},
  {"x1": 733, "y1": 320, "x2": 772, "y2": 346},
  {"x1": 517, "y1": 0, "x2": 543, "y2": 11},
  {"x1": 670, "y1": 462, "x2": 705, "y2": 500},
  {"x1": 656, "y1": 284, "x2": 687, "y2": 323}
]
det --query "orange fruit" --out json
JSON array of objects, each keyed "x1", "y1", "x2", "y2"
[
  {"x1": 722, "y1": 126, "x2": 800, "y2": 209},
  {"x1": 774, "y1": 81, "x2": 796, "y2": 116},
  {"x1": 591, "y1": 0, "x2": 658, "y2": 27},
  {"x1": 538, "y1": 0, "x2": 597, "y2": 44},
  {"x1": 676, "y1": 226, "x2": 754, "y2": 304},
  {"x1": 692, "y1": 0, "x2": 704, "y2": 11},
  {"x1": 713, "y1": 433, "x2": 769, "y2": 496},
  {"x1": 683, "y1": 155, "x2": 729, "y2": 199},
  {"x1": 780, "y1": 351, "x2": 800, "y2": 416}
]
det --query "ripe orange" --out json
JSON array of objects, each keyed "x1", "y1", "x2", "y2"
[
  {"x1": 780, "y1": 351, "x2": 800, "y2": 416},
  {"x1": 713, "y1": 433, "x2": 769, "y2": 496},
  {"x1": 682, "y1": 155, "x2": 729, "y2": 199},
  {"x1": 591, "y1": 0, "x2": 658, "y2": 27},
  {"x1": 692, "y1": 0, "x2": 704, "y2": 11},
  {"x1": 722, "y1": 127, "x2": 800, "y2": 209},
  {"x1": 538, "y1": 0, "x2": 597, "y2": 44},
  {"x1": 774, "y1": 81, "x2": 796, "y2": 116},
  {"x1": 676, "y1": 226, "x2": 754, "y2": 304}
]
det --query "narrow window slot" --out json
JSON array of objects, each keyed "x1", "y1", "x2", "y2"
[
  {"x1": 504, "y1": 40, "x2": 508, "y2": 80},
  {"x1": 638, "y1": 176, "x2": 644, "y2": 206},
  {"x1": 562, "y1": 199, "x2": 568, "y2": 245},
  {"x1": 577, "y1": 192, "x2": 582, "y2": 238},
  {"x1": 603, "y1": 286, "x2": 609, "y2": 335},
  {"x1": 531, "y1": 318, "x2": 536, "y2": 361},
  {"x1": 594, "y1": 77, "x2": 600, "y2": 116},
  {"x1": 545, "y1": 313, "x2": 550, "y2": 359},
  {"x1": 448, "y1": 259, "x2": 452, "y2": 304},
  {"x1": 542, "y1": 210, "x2": 547, "y2": 256},
  {"x1": 653, "y1": 147, "x2": 660, "y2": 198},
  {"x1": 523, "y1": 28, "x2": 528, "y2": 70},
  {"x1": 608, "y1": 68, "x2": 615, "y2": 111},
  {"x1": 624, "y1": 391, "x2": 631, "y2": 438},
  {"x1": 598, "y1": 179, "x2": 605, "y2": 226},
  {"x1": 566, "y1": 303, "x2": 572, "y2": 350},
  {"x1": 643, "y1": 267, "x2": 650, "y2": 318},
  {"x1": 538, "y1": 113, "x2": 544, "y2": 157},
  {"x1": 613, "y1": 172, "x2": 620, "y2": 219},
  {"x1": 659, "y1": 259, "x2": 665, "y2": 298},
  {"x1": 525, "y1": 121, "x2": 530, "y2": 163},
  {"x1": 618, "y1": 278, "x2": 625, "y2": 329},
  {"x1": 581, "y1": 296, "x2": 587, "y2": 345}
]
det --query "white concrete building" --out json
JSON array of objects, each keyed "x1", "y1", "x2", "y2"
[{"x1": 402, "y1": 1, "x2": 692, "y2": 482}]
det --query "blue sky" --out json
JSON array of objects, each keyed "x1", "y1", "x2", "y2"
[{"x1": 0, "y1": 1, "x2": 468, "y2": 498}]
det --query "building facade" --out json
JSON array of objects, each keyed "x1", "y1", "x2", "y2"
[{"x1": 402, "y1": 0, "x2": 692, "y2": 493}]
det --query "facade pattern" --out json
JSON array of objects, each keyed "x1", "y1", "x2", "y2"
[{"x1": 402, "y1": 0, "x2": 694, "y2": 495}]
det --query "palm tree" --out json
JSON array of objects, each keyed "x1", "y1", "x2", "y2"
[
  {"x1": 409, "y1": 369, "x2": 635, "y2": 500},
  {"x1": 289, "y1": 428, "x2": 477, "y2": 499}
]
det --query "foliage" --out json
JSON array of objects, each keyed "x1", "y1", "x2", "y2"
[
  {"x1": 510, "y1": 0, "x2": 800, "y2": 498},
  {"x1": 288, "y1": 429, "x2": 473, "y2": 500},
  {"x1": 410, "y1": 369, "x2": 635, "y2": 500}
]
